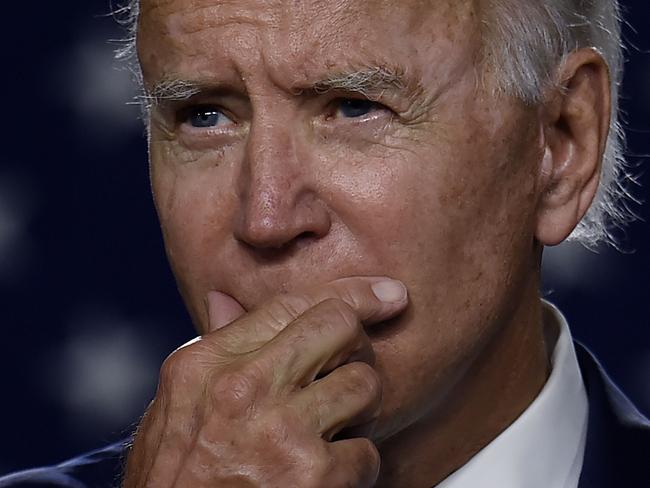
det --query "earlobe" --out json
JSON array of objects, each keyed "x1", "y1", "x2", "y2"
[{"x1": 535, "y1": 48, "x2": 611, "y2": 246}]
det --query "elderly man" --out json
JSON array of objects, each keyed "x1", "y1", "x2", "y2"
[{"x1": 1, "y1": 0, "x2": 648, "y2": 487}]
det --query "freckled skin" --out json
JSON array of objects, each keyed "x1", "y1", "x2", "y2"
[{"x1": 133, "y1": 0, "x2": 567, "y2": 486}]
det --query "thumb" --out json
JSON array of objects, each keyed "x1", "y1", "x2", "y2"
[{"x1": 206, "y1": 291, "x2": 246, "y2": 332}]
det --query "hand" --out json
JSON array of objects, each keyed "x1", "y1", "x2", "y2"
[{"x1": 122, "y1": 277, "x2": 408, "y2": 488}]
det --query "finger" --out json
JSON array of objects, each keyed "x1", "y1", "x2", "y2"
[
  {"x1": 258, "y1": 298, "x2": 374, "y2": 387},
  {"x1": 124, "y1": 397, "x2": 172, "y2": 488},
  {"x1": 206, "y1": 291, "x2": 247, "y2": 332},
  {"x1": 291, "y1": 361, "x2": 382, "y2": 440},
  {"x1": 320, "y1": 327, "x2": 374, "y2": 376},
  {"x1": 211, "y1": 276, "x2": 407, "y2": 353},
  {"x1": 327, "y1": 438, "x2": 381, "y2": 488},
  {"x1": 134, "y1": 347, "x2": 207, "y2": 487}
]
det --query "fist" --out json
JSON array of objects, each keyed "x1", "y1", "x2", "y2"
[{"x1": 122, "y1": 277, "x2": 408, "y2": 487}]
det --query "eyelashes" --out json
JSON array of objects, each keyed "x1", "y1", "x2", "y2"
[
  {"x1": 329, "y1": 98, "x2": 388, "y2": 120},
  {"x1": 186, "y1": 107, "x2": 234, "y2": 128},
  {"x1": 178, "y1": 97, "x2": 391, "y2": 127}
]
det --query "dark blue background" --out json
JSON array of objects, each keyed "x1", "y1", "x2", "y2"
[{"x1": 1, "y1": 1, "x2": 648, "y2": 473}]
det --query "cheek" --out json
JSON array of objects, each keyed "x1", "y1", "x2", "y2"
[
  {"x1": 309, "y1": 103, "x2": 540, "y2": 305},
  {"x1": 362, "y1": 110, "x2": 542, "y2": 430},
  {"x1": 150, "y1": 144, "x2": 239, "y2": 291}
]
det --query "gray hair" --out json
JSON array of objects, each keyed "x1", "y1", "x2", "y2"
[
  {"x1": 480, "y1": 0, "x2": 635, "y2": 247},
  {"x1": 116, "y1": 0, "x2": 635, "y2": 248}
]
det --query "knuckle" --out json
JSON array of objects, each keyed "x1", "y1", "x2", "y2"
[
  {"x1": 159, "y1": 345, "x2": 198, "y2": 387},
  {"x1": 301, "y1": 454, "x2": 334, "y2": 488},
  {"x1": 301, "y1": 473, "x2": 326, "y2": 488},
  {"x1": 346, "y1": 362, "x2": 382, "y2": 397},
  {"x1": 334, "y1": 284, "x2": 366, "y2": 313},
  {"x1": 209, "y1": 363, "x2": 264, "y2": 412},
  {"x1": 319, "y1": 298, "x2": 360, "y2": 336},
  {"x1": 258, "y1": 407, "x2": 294, "y2": 444},
  {"x1": 264, "y1": 293, "x2": 313, "y2": 326},
  {"x1": 357, "y1": 438, "x2": 381, "y2": 473}
]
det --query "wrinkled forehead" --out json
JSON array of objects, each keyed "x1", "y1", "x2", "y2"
[
  {"x1": 137, "y1": 0, "x2": 480, "y2": 90},
  {"x1": 139, "y1": 0, "x2": 474, "y2": 24}
]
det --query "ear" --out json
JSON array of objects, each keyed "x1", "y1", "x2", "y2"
[{"x1": 535, "y1": 48, "x2": 612, "y2": 246}]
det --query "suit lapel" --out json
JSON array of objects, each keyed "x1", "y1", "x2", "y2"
[{"x1": 576, "y1": 342, "x2": 650, "y2": 487}]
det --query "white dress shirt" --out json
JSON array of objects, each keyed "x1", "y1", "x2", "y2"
[{"x1": 436, "y1": 302, "x2": 589, "y2": 488}]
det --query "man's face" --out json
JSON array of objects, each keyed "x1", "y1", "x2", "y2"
[{"x1": 138, "y1": 0, "x2": 544, "y2": 441}]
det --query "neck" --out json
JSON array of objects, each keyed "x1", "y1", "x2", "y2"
[{"x1": 375, "y1": 284, "x2": 553, "y2": 487}]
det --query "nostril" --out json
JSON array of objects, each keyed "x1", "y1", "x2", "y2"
[
  {"x1": 239, "y1": 230, "x2": 322, "y2": 261},
  {"x1": 296, "y1": 231, "x2": 317, "y2": 241}
]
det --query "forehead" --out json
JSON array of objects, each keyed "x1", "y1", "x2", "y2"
[
  {"x1": 140, "y1": 0, "x2": 468, "y2": 27},
  {"x1": 137, "y1": 0, "x2": 479, "y2": 89}
]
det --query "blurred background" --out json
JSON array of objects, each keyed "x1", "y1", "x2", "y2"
[{"x1": 0, "y1": 0, "x2": 648, "y2": 473}]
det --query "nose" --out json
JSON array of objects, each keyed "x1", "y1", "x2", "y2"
[{"x1": 233, "y1": 119, "x2": 331, "y2": 251}]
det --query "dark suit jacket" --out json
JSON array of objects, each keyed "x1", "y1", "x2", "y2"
[
  {"x1": 575, "y1": 343, "x2": 650, "y2": 486},
  {"x1": 1, "y1": 342, "x2": 647, "y2": 487}
]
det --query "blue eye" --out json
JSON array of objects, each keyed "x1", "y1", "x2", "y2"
[
  {"x1": 187, "y1": 107, "x2": 231, "y2": 128},
  {"x1": 336, "y1": 99, "x2": 379, "y2": 118}
]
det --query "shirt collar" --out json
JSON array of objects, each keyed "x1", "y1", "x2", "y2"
[{"x1": 436, "y1": 301, "x2": 589, "y2": 488}]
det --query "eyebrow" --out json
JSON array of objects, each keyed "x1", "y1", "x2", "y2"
[
  {"x1": 303, "y1": 66, "x2": 410, "y2": 100},
  {"x1": 141, "y1": 78, "x2": 205, "y2": 109},
  {"x1": 144, "y1": 65, "x2": 419, "y2": 109}
]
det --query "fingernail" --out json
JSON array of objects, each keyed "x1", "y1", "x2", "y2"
[{"x1": 371, "y1": 280, "x2": 407, "y2": 303}]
